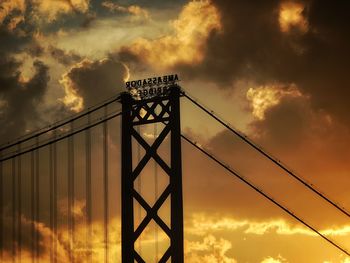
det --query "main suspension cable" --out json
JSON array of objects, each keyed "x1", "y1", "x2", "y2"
[
  {"x1": 0, "y1": 95, "x2": 122, "y2": 153},
  {"x1": 0, "y1": 111, "x2": 122, "y2": 163},
  {"x1": 183, "y1": 91, "x2": 350, "y2": 219},
  {"x1": 181, "y1": 133, "x2": 350, "y2": 257}
]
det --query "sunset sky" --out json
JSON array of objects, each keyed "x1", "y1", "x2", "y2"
[{"x1": 1, "y1": 0, "x2": 350, "y2": 262}]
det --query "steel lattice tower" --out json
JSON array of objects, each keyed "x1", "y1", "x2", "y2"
[{"x1": 121, "y1": 86, "x2": 184, "y2": 262}]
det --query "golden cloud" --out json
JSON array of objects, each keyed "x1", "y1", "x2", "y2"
[
  {"x1": 1, "y1": 216, "x2": 70, "y2": 263},
  {"x1": 185, "y1": 235, "x2": 237, "y2": 263},
  {"x1": 279, "y1": 1, "x2": 308, "y2": 33},
  {"x1": 261, "y1": 256, "x2": 288, "y2": 263},
  {"x1": 7, "y1": 14, "x2": 25, "y2": 31},
  {"x1": 246, "y1": 83, "x2": 302, "y2": 120},
  {"x1": 0, "y1": 0, "x2": 26, "y2": 31},
  {"x1": 1, "y1": 216, "x2": 121, "y2": 263},
  {"x1": 2, "y1": 211, "x2": 350, "y2": 262},
  {"x1": 121, "y1": 0, "x2": 221, "y2": 69},
  {"x1": 186, "y1": 213, "x2": 350, "y2": 238},
  {"x1": 32, "y1": 0, "x2": 90, "y2": 22},
  {"x1": 102, "y1": 1, "x2": 149, "y2": 20},
  {"x1": 60, "y1": 64, "x2": 84, "y2": 112}
]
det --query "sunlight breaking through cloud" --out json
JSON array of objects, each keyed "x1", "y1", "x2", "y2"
[
  {"x1": 279, "y1": 1, "x2": 308, "y2": 33},
  {"x1": 246, "y1": 83, "x2": 302, "y2": 120},
  {"x1": 186, "y1": 213, "x2": 350, "y2": 237},
  {"x1": 120, "y1": 0, "x2": 221, "y2": 68}
]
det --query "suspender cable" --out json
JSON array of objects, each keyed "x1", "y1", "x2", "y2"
[
  {"x1": 68, "y1": 122, "x2": 74, "y2": 262},
  {"x1": 68, "y1": 134, "x2": 72, "y2": 262},
  {"x1": 12, "y1": 156, "x2": 16, "y2": 262},
  {"x1": 181, "y1": 134, "x2": 350, "y2": 257},
  {"x1": 86, "y1": 114, "x2": 92, "y2": 263},
  {"x1": 35, "y1": 136, "x2": 40, "y2": 261},
  {"x1": 0, "y1": 111, "x2": 122, "y2": 263},
  {"x1": 103, "y1": 106, "x2": 109, "y2": 263},
  {"x1": 154, "y1": 123, "x2": 158, "y2": 263},
  {"x1": 30, "y1": 150, "x2": 34, "y2": 263},
  {"x1": 18, "y1": 144, "x2": 22, "y2": 262},
  {"x1": 53, "y1": 131, "x2": 58, "y2": 263},
  {"x1": 0, "y1": 151, "x2": 3, "y2": 260},
  {"x1": 71, "y1": 123, "x2": 75, "y2": 263},
  {"x1": 183, "y1": 91, "x2": 350, "y2": 219},
  {"x1": 49, "y1": 141, "x2": 54, "y2": 263},
  {"x1": 0, "y1": 112, "x2": 121, "y2": 262}
]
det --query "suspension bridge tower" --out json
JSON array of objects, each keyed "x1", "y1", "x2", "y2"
[{"x1": 120, "y1": 75, "x2": 184, "y2": 262}]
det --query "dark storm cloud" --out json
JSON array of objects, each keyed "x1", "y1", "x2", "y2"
[
  {"x1": 0, "y1": 27, "x2": 31, "y2": 53},
  {"x1": 61, "y1": 57, "x2": 128, "y2": 109},
  {"x1": 199, "y1": 0, "x2": 350, "y2": 124},
  {"x1": 182, "y1": 0, "x2": 282, "y2": 83},
  {"x1": 250, "y1": 96, "x2": 311, "y2": 147},
  {"x1": 0, "y1": 57, "x2": 49, "y2": 144},
  {"x1": 119, "y1": 0, "x2": 350, "y2": 124},
  {"x1": 295, "y1": 1, "x2": 350, "y2": 123}
]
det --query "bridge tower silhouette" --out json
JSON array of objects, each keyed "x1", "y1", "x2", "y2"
[{"x1": 121, "y1": 86, "x2": 184, "y2": 262}]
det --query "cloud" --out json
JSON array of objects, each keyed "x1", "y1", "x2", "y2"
[
  {"x1": 249, "y1": 93, "x2": 314, "y2": 145},
  {"x1": 59, "y1": 57, "x2": 128, "y2": 112},
  {"x1": 185, "y1": 235, "x2": 237, "y2": 263},
  {"x1": 1, "y1": 216, "x2": 122, "y2": 262},
  {"x1": 119, "y1": 0, "x2": 221, "y2": 69},
  {"x1": 246, "y1": 83, "x2": 302, "y2": 120},
  {"x1": 0, "y1": 57, "x2": 50, "y2": 143},
  {"x1": 183, "y1": 213, "x2": 350, "y2": 261},
  {"x1": 2, "y1": 211, "x2": 349, "y2": 262},
  {"x1": 102, "y1": 1, "x2": 149, "y2": 20},
  {"x1": 48, "y1": 45, "x2": 82, "y2": 66},
  {"x1": 261, "y1": 255, "x2": 288, "y2": 263},
  {"x1": 186, "y1": 213, "x2": 350, "y2": 238},
  {"x1": 0, "y1": 0, "x2": 26, "y2": 32},
  {"x1": 0, "y1": 0, "x2": 25, "y2": 22},
  {"x1": 31, "y1": 0, "x2": 90, "y2": 22},
  {"x1": 278, "y1": 1, "x2": 308, "y2": 33},
  {"x1": 152, "y1": 0, "x2": 350, "y2": 126}
]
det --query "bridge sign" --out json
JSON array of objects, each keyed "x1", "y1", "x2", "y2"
[{"x1": 125, "y1": 74, "x2": 179, "y2": 100}]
